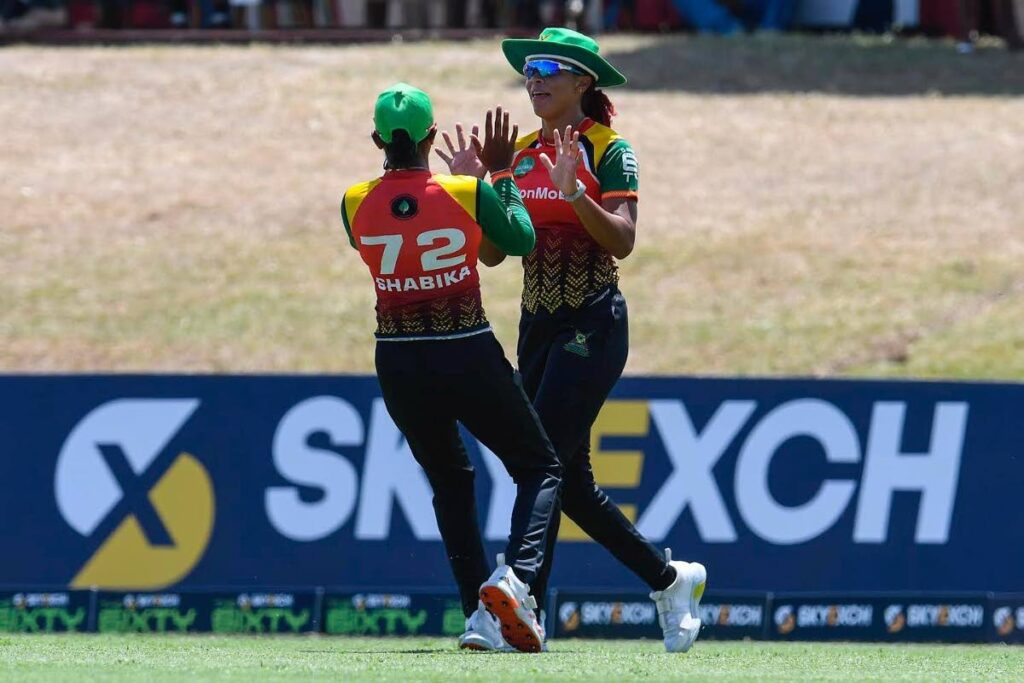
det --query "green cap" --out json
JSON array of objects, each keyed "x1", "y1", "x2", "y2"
[
  {"x1": 502, "y1": 27, "x2": 626, "y2": 88},
  {"x1": 374, "y1": 83, "x2": 434, "y2": 144}
]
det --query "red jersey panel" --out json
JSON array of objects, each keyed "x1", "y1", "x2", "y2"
[
  {"x1": 511, "y1": 141, "x2": 603, "y2": 232},
  {"x1": 343, "y1": 170, "x2": 489, "y2": 339},
  {"x1": 510, "y1": 119, "x2": 637, "y2": 314}
]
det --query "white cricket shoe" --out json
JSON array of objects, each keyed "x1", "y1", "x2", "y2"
[
  {"x1": 649, "y1": 548, "x2": 707, "y2": 653},
  {"x1": 458, "y1": 601, "x2": 514, "y2": 652},
  {"x1": 479, "y1": 554, "x2": 545, "y2": 653}
]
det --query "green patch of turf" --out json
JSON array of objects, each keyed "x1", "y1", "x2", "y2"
[{"x1": 0, "y1": 636, "x2": 1022, "y2": 682}]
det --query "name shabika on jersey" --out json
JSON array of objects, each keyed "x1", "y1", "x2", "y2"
[{"x1": 343, "y1": 170, "x2": 489, "y2": 340}]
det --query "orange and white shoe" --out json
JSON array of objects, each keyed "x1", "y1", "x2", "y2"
[
  {"x1": 478, "y1": 554, "x2": 545, "y2": 653},
  {"x1": 650, "y1": 548, "x2": 707, "y2": 653},
  {"x1": 458, "y1": 601, "x2": 514, "y2": 652}
]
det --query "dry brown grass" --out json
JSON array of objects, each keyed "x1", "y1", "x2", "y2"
[{"x1": 1, "y1": 35, "x2": 1022, "y2": 377}]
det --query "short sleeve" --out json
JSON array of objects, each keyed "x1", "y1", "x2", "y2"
[
  {"x1": 596, "y1": 138, "x2": 639, "y2": 202},
  {"x1": 340, "y1": 192, "x2": 357, "y2": 249}
]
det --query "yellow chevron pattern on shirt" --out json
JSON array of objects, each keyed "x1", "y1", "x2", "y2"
[{"x1": 432, "y1": 174, "x2": 479, "y2": 222}]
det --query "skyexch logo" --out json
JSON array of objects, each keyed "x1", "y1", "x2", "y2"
[{"x1": 54, "y1": 399, "x2": 214, "y2": 589}]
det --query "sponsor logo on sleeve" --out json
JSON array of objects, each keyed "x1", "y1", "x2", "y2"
[{"x1": 621, "y1": 149, "x2": 639, "y2": 182}]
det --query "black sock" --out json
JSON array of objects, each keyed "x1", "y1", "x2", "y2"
[{"x1": 651, "y1": 562, "x2": 677, "y2": 592}]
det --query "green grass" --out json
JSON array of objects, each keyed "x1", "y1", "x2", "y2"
[{"x1": 0, "y1": 636, "x2": 1022, "y2": 682}]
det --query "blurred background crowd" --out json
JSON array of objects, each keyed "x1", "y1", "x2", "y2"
[{"x1": 0, "y1": 0, "x2": 1021, "y2": 49}]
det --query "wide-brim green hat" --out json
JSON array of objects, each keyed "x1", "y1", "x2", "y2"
[{"x1": 502, "y1": 27, "x2": 626, "y2": 88}]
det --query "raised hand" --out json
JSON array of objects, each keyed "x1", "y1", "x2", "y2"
[
  {"x1": 475, "y1": 106, "x2": 520, "y2": 174},
  {"x1": 539, "y1": 126, "x2": 582, "y2": 197},
  {"x1": 435, "y1": 123, "x2": 486, "y2": 179}
]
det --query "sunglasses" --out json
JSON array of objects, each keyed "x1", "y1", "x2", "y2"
[{"x1": 523, "y1": 59, "x2": 585, "y2": 79}]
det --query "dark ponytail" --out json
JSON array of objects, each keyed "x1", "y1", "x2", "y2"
[
  {"x1": 581, "y1": 85, "x2": 616, "y2": 127},
  {"x1": 384, "y1": 129, "x2": 420, "y2": 169}
]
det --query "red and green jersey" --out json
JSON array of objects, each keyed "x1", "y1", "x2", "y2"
[
  {"x1": 342, "y1": 169, "x2": 534, "y2": 340},
  {"x1": 511, "y1": 118, "x2": 639, "y2": 313}
]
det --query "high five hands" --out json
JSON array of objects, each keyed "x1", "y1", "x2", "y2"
[
  {"x1": 434, "y1": 121, "x2": 485, "y2": 178},
  {"x1": 437, "y1": 112, "x2": 582, "y2": 197},
  {"x1": 539, "y1": 126, "x2": 582, "y2": 197},
  {"x1": 436, "y1": 107, "x2": 520, "y2": 176},
  {"x1": 477, "y1": 107, "x2": 519, "y2": 174}
]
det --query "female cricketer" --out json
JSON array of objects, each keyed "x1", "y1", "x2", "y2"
[
  {"x1": 341, "y1": 83, "x2": 560, "y2": 653},
  {"x1": 438, "y1": 29, "x2": 708, "y2": 653}
]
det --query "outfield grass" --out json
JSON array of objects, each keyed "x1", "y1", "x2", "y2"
[
  {"x1": 1, "y1": 635, "x2": 1023, "y2": 682},
  {"x1": 1, "y1": 35, "x2": 1022, "y2": 377}
]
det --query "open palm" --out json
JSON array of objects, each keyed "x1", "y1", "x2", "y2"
[
  {"x1": 435, "y1": 123, "x2": 486, "y2": 179},
  {"x1": 539, "y1": 126, "x2": 582, "y2": 196},
  {"x1": 476, "y1": 106, "x2": 519, "y2": 174}
]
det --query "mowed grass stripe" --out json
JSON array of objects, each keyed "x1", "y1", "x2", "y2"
[{"x1": 1, "y1": 636, "x2": 1023, "y2": 682}]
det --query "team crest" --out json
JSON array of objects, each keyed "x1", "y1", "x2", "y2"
[
  {"x1": 514, "y1": 156, "x2": 535, "y2": 178},
  {"x1": 391, "y1": 195, "x2": 418, "y2": 220},
  {"x1": 564, "y1": 330, "x2": 593, "y2": 357}
]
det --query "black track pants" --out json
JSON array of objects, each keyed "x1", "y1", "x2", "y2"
[
  {"x1": 375, "y1": 331, "x2": 562, "y2": 617},
  {"x1": 517, "y1": 288, "x2": 675, "y2": 609}
]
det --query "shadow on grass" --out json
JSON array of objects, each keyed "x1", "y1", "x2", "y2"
[
  {"x1": 339, "y1": 650, "x2": 584, "y2": 655},
  {"x1": 599, "y1": 33, "x2": 1024, "y2": 96},
  {"x1": 299, "y1": 649, "x2": 463, "y2": 655}
]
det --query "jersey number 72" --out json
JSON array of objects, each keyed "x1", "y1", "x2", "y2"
[{"x1": 360, "y1": 228, "x2": 466, "y2": 275}]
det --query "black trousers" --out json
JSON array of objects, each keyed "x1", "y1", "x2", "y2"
[
  {"x1": 517, "y1": 287, "x2": 675, "y2": 609},
  {"x1": 375, "y1": 331, "x2": 562, "y2": 617}
]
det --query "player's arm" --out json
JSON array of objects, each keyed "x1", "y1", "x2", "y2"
[
  {"x1": 570, "y1": 193, "x2": 637, "y2": 260},
  {"x1": 478, "y1": 178, "x2": 514, "y2": 267},
  {"x1": 474, "y1": 108, "x2": 535, "y2": 266},
  {"x1": 576, "y1": 137, "x2": 639, "y2": 260},
  {"x1": 477, "y1": 173, "x2": 535, "y2": 263},
  {"x1": 479, "y1": 236, "x2": 507, "y2": 267},
  {"x1": 544, "y1": 132, "x2": 639, "y2": 260},
  {"x1": 340, "y1": 192, "x2": 357, "y2": 249}
]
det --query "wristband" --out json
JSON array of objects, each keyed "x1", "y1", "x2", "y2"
[
  {"x1": 490, "y1": 169, "x2": 514, "y2": 182},
  {"x1": 562, "y1": 179, "x2": 587, "y2": 202}
]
